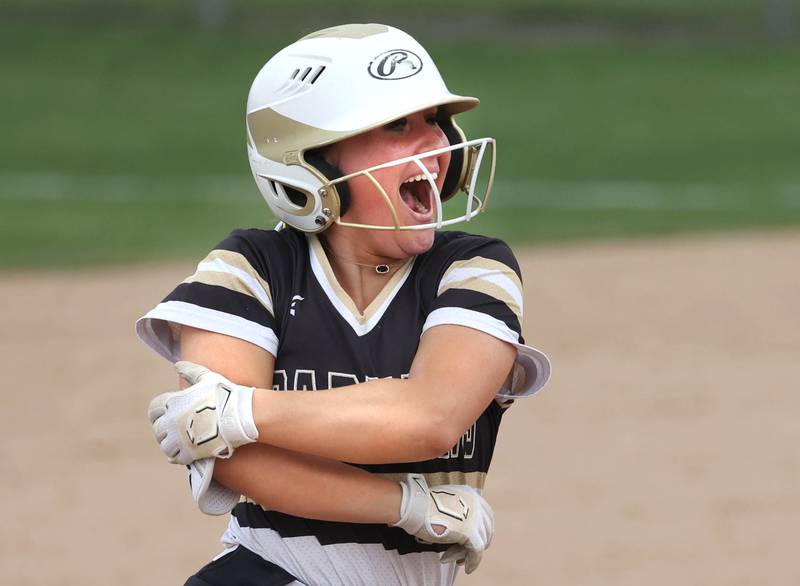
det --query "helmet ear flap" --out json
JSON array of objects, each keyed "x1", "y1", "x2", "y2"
[
  {"x1": 282, "y1": 184, "x2": 310, "y2": 208},
  {"x1": 438, "y1": 116, "x2": 469, "y2": 201},
  {"x1": 304, "y1": 150, "x2": 352, "y2": 216}
]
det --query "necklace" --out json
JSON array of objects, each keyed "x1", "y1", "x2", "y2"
[
  {"x1": 376, "y1": 264, "x2": 391, "y2": 275},
  {"x1": 320, "y1": 243, "x2": 401, "y2": 275},
  {"x1": 343, "y1": 259, "x2": 398, "y2": 275}
]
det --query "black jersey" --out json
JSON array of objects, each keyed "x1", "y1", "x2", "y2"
[{"x1": 137, "y1": 228, "x2": 548, "y2": 586}]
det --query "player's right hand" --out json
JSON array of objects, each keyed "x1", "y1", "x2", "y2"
[
  {"x1": 392, "y1": 473, "x2": 494, "y2": 574},
  {"x1": 147, "y1": 361, "x2": 258, "y2": 465}
]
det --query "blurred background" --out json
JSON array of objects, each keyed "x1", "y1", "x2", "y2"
[
  {"x1": 1, "y1": 2, "x2": 799, "y2": 586},
  {"x1": 1, "y1": 0, "x2": 799, "y2": 265}
]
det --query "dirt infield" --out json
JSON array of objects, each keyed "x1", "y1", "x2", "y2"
[{"x1": 2, "y1": 231, "x2": 798, "y2": 586}]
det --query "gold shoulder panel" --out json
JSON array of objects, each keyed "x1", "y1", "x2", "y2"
[
  {"x1": 439, "y1": 257, "x2": 524, "y2": 322},
  {"x1": 183, "y1": 250, "x2": 274, "y2": 316}
]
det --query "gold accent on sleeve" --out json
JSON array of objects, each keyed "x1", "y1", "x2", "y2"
[
  {"x1": 299, "y1": 24, "x2": 389, "y2": 41},
  {"x1": 439, "y1": 257, "x2": 523, "y2": 322},
  {"x1": 183, "y1": 250, "x2": 274, "y2": 317}
]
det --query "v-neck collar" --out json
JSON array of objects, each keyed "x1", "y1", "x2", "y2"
[{"x1": 307, "y1": 234, "x2": 415, "y2": 336}]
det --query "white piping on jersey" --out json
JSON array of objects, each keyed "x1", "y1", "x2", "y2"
[
  {"x1": 307, "y1": 235, "x2": 416, "y2": 337},
  {"x1": 421, "y1": 308, "x2": 551, "y2": 400},
  {"x1": 194, "y1": 257, "x2": 275, "y2": 316},
  {"x1": 437, "y1": 264, "x2": 524, "y2": 318},
  {"x1": 421, "y1": 307, "x2": 520, "y2": 345},
  {"x1": 136, "y1": 301, "x2": 279, "y2": 361}
]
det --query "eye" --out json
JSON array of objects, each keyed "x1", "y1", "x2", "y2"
[
  {"x1": 384, "y1": 118, "x2": 408, "y2": 131},
  {"x1": 426, "y1": 116, "x2": 440, "y2": 126}
]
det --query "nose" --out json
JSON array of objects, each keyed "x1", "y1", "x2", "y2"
[{"x1": 416, "y1": 121, "x2": 448, "y2": 154}]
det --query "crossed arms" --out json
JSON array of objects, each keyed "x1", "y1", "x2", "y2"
[{"x1": 176, "y1": 323, "x2": 515, "y2": 524}]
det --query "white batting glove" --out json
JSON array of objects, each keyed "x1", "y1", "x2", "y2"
[
  {"x1": 392, "y1": 473, "x2": 494, "y2": 574},
  {"x1": 187, "y1": 458, "x2": 241, "y2": 516},
  {"x1": 147, "y1": 361, "x2": 259, "y2": 465}
]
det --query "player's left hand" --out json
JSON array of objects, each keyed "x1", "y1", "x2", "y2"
[
  {"x1": 147, "y1": 361, "x2": 259, "y2": 465},
  {"x1": 392, "y1": 473, "x2": 494, "y2": 574}
]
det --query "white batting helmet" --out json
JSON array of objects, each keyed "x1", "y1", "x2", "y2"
[{"x1": 246, "y1": 23, "x2": 496, "y2": 233}]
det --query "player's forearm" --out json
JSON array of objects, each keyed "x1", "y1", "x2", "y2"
[
  {"x1": 214, "y1": 443, "x2": 402, "y2": 524},
  {"x1": 252, "y1": 377, "x2": 460, "y2": 464},
  {"x1": 171, "y1": 325, "x2": 511, "y2": 466},
  {"x1": 247, "y1": 327, "x2": 513, "y2": 464}
]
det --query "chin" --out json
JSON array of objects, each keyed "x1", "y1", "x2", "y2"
[{"x1": 397, "y1": 228, "x2": 435, "y2": 256}]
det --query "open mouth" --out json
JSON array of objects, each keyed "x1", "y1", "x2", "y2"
[{"x1": 399, "y1": 171, "x2": 437, "y2": 219}]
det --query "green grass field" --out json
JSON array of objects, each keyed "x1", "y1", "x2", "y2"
[
  {"x1": 8, "y1": 0, "x2": 763, "y2": 22},
  {"x1": 2, "y1": 25, "x2": 799, "y2": 266}
]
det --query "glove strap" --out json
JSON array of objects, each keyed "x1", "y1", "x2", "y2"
[
  {"x1": 217, "y1": 385, "x2": 258, "y2": 452},
  {"x1": 235, "y1": 385, "x2": 258, "y2": 440},
  {"x1": 392, "y1": 473, "x2": 429, "y2": 534}
]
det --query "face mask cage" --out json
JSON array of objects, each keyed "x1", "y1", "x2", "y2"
[{"x1": 322, "y1": 137, "x2": 496, "y2": 231}]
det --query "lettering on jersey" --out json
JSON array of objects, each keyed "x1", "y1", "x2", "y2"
[
  {"x1": 329, "y1": 372, "x2": 359, "y2": 388},
  {"x1": 272, "y1": 369, "x2": 288, "y2": 391},
  {"x1": 439, "y1": 423, "x2": 476, "y2": 460},
  {"x1": 271, "y1": 369, "x2": 479, "y2": 460},
  {"x1": 294, "y1": 369, "x2": 317, "y2": 390},
  {"x1": 272, "y1": 369, "x2": 410, "y2": 391}
]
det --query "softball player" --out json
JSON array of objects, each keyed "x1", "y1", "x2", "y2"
[{"x1": 138, "y1": 24, "x2": 550, "y2": 586}]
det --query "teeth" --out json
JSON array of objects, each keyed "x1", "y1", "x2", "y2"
[{"x1": 402, "y1": 172, "x2": 438, "y2": 184}]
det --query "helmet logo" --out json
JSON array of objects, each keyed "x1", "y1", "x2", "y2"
[{"x1": 368, "y1": 50, "x2": 423, "y2": 80}]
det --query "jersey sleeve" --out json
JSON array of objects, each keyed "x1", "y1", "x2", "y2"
[
  {"x1": 423, "y1": 238, "x2": 524, "y2": 344},
  {"x1": 422, "y1": 236, "x2": 550, "y2": 400},
  {"x1": 135, "y1": 230, "x2": 279, "y2": 362}
]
